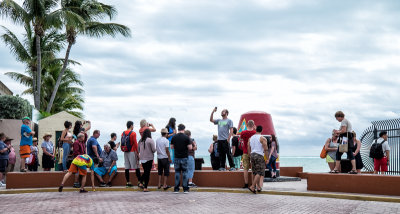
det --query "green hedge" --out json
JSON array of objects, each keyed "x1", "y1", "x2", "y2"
[{"x1": 0, "y1": 95, "x2": 32, "y2": 119}]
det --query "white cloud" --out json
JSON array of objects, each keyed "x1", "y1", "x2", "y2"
[{"x1": 1, "y1": 0, "x2": 400, "y2": 158}]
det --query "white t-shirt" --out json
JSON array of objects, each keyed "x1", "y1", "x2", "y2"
[
  {"x1": 377, "y1": 138, "x2": 390, "y2": 157},
  {"x1": 156, "y1": 137, "x2": 169, "y2": 159},
  {"x1": 340, "y1": 118, "x2": 353, "y2": 133},
  {"x1": 249, "y1": 134, "x2": 264, "y2": 156}
]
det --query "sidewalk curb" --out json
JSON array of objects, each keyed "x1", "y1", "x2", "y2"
[{"x1": 1, "y1": 187, "x2": 399, "y2": 203}]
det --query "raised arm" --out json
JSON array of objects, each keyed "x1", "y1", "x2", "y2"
[
  {"x1": 148, "y1": 124, "x2": 157, "y2": 132},
  {"x1": 84, "y1": 121, "x2": 91, "y2": 132},
  {"x1": 210, "y1": 107, "x2": 217, "y2": 123}
]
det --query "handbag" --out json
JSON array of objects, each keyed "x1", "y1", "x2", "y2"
[
  {"x1": 320, "y1": 145, "x2": 327, "y2": 158},
  {"x1": 338, "y1": 132, "x2": 349, "y2": 153}
]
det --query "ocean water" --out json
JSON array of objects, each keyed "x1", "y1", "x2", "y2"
[{"x1": 116, "y1": 154, "x2": 328, "y2": 173}]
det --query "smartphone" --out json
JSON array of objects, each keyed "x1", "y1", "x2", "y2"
[{"x1": 215, "y1": 106, "x2": 218, "y2": 111}]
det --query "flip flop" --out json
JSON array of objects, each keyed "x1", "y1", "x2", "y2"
[
  {"x1": 248, "y1": 187, "x2": 256, "y2": 194},
  {"x1": 348, "y1": 170, "x2": 357, "y2": 174}
]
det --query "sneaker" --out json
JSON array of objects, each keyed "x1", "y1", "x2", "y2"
[
  {"x1": 58, "y1": 186, "x2": 63, "y2": 192},
  {"x1": 79, "y1": 189, "x2": 88, "y2": 193},
  {"x1": 218, "y1": 168, "x2": 226, "y2": 171},
  {"x1": 0, "y1": 181, "x2": 5, "y2": 187},
  {"x1": 99, "y1": 182, "x2": 107, "y2": 187},
  {"x1": 173, "y1": 190, "x2": 179, "y2": 194},
  {"x1": 184, "y1": 190, "x2": 189, "y2": 194},
  {"x1": 229, "y1": 168, "x2": 236, "y2": 171},
  {"x1": 73, "y1": 182, "x2": 81, "y2": 188},
  {"x1": 126, "y1": 182, "x2": 133, "y2": 188},
  {"x1": 189, "y1": 183, "x2": 197, "y2": 188},
  {"x1": 106, "y1": 182, "x2": 112, "y2": 187}
]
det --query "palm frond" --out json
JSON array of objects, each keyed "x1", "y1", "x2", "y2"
[
  {"x1": 5, "y1": 71, "x2": 32, "y2": 87},
  {"x1": 0, "y1": 0, "x2": 29, "y2": 25},
  {"x1": 1, "y1": 25, "x2": 31, "y2": 62},
  {"x1": 85, "y1": 22, "x2": 131, "y2": 38}
]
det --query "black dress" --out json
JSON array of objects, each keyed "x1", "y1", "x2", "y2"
[
  {"x1": 353, "y1": 141, "x2": 364, "y2": 170},
  {"x1": 42, "y1": 153, "x2": 54, "y2": 169}
]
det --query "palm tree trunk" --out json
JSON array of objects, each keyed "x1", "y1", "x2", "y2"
[
  {"x1": 46, "y1": 41, "x2": 73, "y2": 113},
  {"x1": 35, "y1": 35, "x2": 41, "y2": 110}
]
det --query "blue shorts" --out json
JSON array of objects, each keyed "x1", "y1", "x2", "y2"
[{"x1": 94, "y1": 165, "x2": 117, "y2": 177}]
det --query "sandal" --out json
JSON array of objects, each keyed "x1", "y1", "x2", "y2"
[
  {"x1": 330, "y1": 170, "x2": 339, "y2": 173},
  {"x1": 348, "y1": 170, "x2": 357, "y2": 174},
  {"x1": 248, "y1": 187, "x2": 256, "y2": 194},
  {"x1": 257, "y1": 188, "x2": 262, "y2": 192},
  {"x1": 163, "y1": 185, "x2": 171, "y2": 190},
  {"x1": 157, "y1": 186, "x2": 162, "y2": 189},
  {"x1": 138, "y1": 182, "x2": 144, "y2": 189}
]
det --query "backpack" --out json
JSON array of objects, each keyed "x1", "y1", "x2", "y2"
[
  {"x1": 232, "y1": 136, "x2": 243, "y2": 156},
  {"x1": 121, "y1": 131, "x2": 133, "y2": 152},
  {"x1": 212, "y1": 141, "x2": 219, "y2": 157},
  {"x1": 369, "y1": 139, "x2": 386, "y2": 159}
]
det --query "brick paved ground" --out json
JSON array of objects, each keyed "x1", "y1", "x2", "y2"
[{"x1": 1, "y1": 190, "x2": 400, "y2": 214}]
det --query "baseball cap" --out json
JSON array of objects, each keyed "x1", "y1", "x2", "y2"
[{"x1": 22, "y1": 117, "x2": 31, "y2": 121}]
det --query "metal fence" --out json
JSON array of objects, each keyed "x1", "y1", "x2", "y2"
[{"x1": 360, "y1": 118, "x2": 400, "y2": 175}]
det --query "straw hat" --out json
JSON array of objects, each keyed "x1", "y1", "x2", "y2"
[{"x1": 43, "y1": 132, "x2": 52, "y2": 138}]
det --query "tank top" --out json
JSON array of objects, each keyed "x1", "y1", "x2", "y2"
[
  {"x1": 327, "y1": 138, "x2": 338, "y2": 160},
  {"x1": 249, "y1": 134, "x2": 264, "y2": 156}
]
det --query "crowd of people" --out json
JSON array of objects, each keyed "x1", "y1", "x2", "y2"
[
  {"x1": 324, "y1": 111, "x2": 391, "y2": 174},
  {"x1": 0, "y1": 108, "x2": 280, "y2": 193},
  {"x1": 2, "y1": 109, "x2": 389, "y2": 192}
]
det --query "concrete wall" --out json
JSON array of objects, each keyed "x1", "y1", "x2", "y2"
[
  {"x1": 6, "y1": 170, "x2": 254, "y2": 189},
  {"x1": 0, "y1": 119, "x2": 25, "y2": 171},
  {"x1": 307, "y1": 173, "x2": 400, "y2": 196},
  {"x1": 37, "y1": 111, "x2": 87, "y2": 170}
]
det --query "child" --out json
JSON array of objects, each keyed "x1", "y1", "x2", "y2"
[{"x1": 28, "y1": 138, "x2": 39, "y2": 171}]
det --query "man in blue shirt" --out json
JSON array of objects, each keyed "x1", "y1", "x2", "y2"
[
  {"x1": 20, "y1": 117, "x2": 35, "y2": 172},
  {"x1": 87, "y1": 130, "x2": 102, "y2": 162}
]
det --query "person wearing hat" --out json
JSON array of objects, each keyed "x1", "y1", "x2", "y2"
[
  {"x1": 156, "y1": 128, "x2": 172, "y2": 190},
  {"x1": 27, "y1": 137, "x2": 39, "y2": 171},
  {"x1": 41, "y1": 133, "x2": 55, "y2": 171},
  {"x1": 0, "y1": 133, "x2": 11, "y2": 187},
  {"x1": 20, "y1": 117, "x2": 35, "y2": 172}
]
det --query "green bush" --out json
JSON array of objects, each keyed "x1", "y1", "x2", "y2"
[{"x1": 0, "y1": 95, "x2": 32, "y2": 119}]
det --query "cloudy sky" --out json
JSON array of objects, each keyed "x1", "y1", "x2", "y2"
[{"x1": 1, "y1": 0, "x2": 400, "y2": 156}]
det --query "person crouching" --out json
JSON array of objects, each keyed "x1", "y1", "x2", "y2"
[{"x1": 58, "y1": 154, "x2": 97, "y2": 193}]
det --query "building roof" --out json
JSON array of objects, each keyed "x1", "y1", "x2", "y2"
[{"x1": 0, "y1": 80, "x2": 13, "y2": 95}]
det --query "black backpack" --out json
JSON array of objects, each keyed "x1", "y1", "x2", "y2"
[{"x1": 369, "y1": 140, "x2": 386, "y2": 159}]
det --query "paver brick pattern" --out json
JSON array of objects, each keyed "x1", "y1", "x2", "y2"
[{"x1": 1, "y1": 190, "x2": 400, "y2": 214}]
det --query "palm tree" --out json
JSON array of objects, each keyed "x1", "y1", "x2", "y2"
[
  {"x1": 0, "y1": 0, "x2": 83, "y2": 109},
  {"x1": 1, "y1": 24, "x2": 84, "y2": 117},
  {"x1": 46, "y1": 0, "x2": 131, "y2": 113}
]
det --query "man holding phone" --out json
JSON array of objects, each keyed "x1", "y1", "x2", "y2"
[{"x1": 210, "y1": 107, "x2": 235, "y2": 171}]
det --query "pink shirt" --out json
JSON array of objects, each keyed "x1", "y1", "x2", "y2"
[{"x1": 8, "y1": 146, "x2": 16, "y2": 164}]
